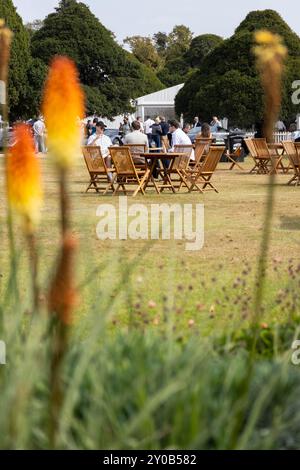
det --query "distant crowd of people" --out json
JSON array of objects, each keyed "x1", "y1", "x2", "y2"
[
  {"x1": 19, "y1": 113, "x2": 300, "y2": 157},
  {"x1": 84, "y1": 114, "x2": 223, "y2": 157}
]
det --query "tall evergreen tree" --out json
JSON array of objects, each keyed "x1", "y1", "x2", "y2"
[
  {"x1": 31, "y1": 0, "x2": 163, "y2": 117},
  {"x1": 176, "y1": 10, "x2": 300, "y2": 127},
  {"x1": 0, "y1": 0, "x2": 31, "y2": 120}
]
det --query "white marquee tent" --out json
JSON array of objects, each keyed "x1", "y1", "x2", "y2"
[
  {"x1": 96, "y1": 83, "x2": 184, "y2": 129},
  {"x1": 134, "y1": 83, "x2": 184, "y2": 122}
]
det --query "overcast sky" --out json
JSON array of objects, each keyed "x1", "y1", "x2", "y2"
[{"x1": 13, "y1": 0, "x2": 300, "y2": 44}]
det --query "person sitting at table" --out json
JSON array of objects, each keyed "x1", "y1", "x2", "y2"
[
  {"x1": 169, "y1": 119, "x2": 194, "y2": 160},
  {"x1": 87, "y1": 121, "x2": 113, "y2": 180},
  {"x1": 197, "y1": 122, "x2": 212, "y2": 139},
  {"x1": 124, "y1": 120, "x2": 149, "y2": 165}
]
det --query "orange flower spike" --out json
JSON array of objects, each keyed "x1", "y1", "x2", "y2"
[
  {"x1": 42, "y1": 56, "x2": 85, "y2": 169},
  {"x1": 6, "y1": 124, "x2": 43, "y2": 232}
]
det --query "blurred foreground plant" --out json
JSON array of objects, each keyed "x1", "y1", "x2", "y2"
[
  {"x1": 6, "y1": 124, "x2": 43, "y2": 310},
  {"x1": 253, "y1": 31, "x2": 287, "y2": 326},
  {"x1": 42, "y1": 56, "x2": 84, "y2": 446}
]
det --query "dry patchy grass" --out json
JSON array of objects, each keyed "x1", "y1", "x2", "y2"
[{"x1": 0, "y1": 154, "x2": 299, "y2": 335}]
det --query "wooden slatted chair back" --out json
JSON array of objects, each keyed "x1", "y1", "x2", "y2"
[
  {"x1": 82, "y1": 146, "x2": 106, "y2": 173},
  {"x1": 125, "y1": 144, "x2": 147, "y2": 158},
  {"x1": 194, "y1": 142, "x2": 207, "y2": 166},
  {"x1": 253, "y1": 138, "x2": 271, "y2": 157},
  {"x1": 282, "y1": 141, "x2": 298, "y2": 167},
  {"x1": 244, "y1": 138, "x2": 257, "y2": 157},
  {"x1": 201, "y1": 146, "x2": 225, "y2": 173},
  {"x1": 173, "y1": 145, "x2": 193, "y2": 168},
  {"x1": 109, "y1": 146, "x2": 136, "y2": 175},
  {"x1": 174, "y1": 144, "x2": 194, "y2": 156},
  {"x1": 195, "y1": 137, "x2": 213, "y2": 146},
  {"x1": 173, "y1": 145, "x2": 193, "y2": 170}
]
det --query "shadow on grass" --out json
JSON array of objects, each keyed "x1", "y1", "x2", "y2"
[{"x1": 280, "y1": 216, "x2": 300, "y2": 231}]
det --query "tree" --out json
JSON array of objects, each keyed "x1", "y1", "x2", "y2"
[
  {"x1": 25, "y1": 19, "x2": 44, "y2": 35},
  {"x1": 166, "y1": 25, "x2": 193, "y2": 60},
  {"x1": 176, "y1": 10, "x2": 300, "y2": 128},
  {"x1": 31, "y1": 0, "x2": 163, "y2": 117},
  {"x1": 0, "y1": 0, "x2": 31, "y2": 120},
  {"x1": 153, "y1": 31, "x2": 168, "y2": 57},
  {"x1": 156, "y1": 25, "x2": 194, "y2": 87},
  {"x1": 185, "y1": 34, "x2": 223, "y2": 68},
  {"x1": 123, "y1": 36, "x2": 162, "y2": 70},
  {"x1": 22, "y1": 58, "x2": 48, "y2": 118},
  {"x1": 157, "y1": 57, "x2": 190, "y2": 88}
]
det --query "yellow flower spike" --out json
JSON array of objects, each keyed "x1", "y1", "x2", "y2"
[
  {"x1": 255, "y1": 30, "x2": 280, "y2": 45},
  {"x1": 254, "y1": 29, "x2": 287, "y2": 66},
  {"x1": 7, "y1": 124, "x2": 43, "y2": 233},
  {"x1": 42, "y1": 56, "x2": 85, "y2": 169},
  {"x1": 253, "y1": 30, "x2": 287, "y2": 143}
]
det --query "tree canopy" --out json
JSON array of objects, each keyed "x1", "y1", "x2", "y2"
[
  {"x1": 0, "y1": 0, "x2": 31, "y2": 120},
  {"x1": 123, "y1": 36, "x2": 162, "y2": 71},
  {"x1": 156, "y1": 25, "x2": 194, "y2": 86},
  {"x1": 30, "y1": 0, "x2": 163, "y2": 117},
  {"x1": 185, "y1": 34, "x2": 223, "y2": 68},
  {"x1": 175, "y1": 10, "x2": 300, "y2": 128},
  {"x1": 126, "y1": 25, "x2": 194, "y2": 88}
]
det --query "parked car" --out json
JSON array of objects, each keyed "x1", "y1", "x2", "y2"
[{"x1": 104, "y1": 128, "x2": 123, "y2": 145}]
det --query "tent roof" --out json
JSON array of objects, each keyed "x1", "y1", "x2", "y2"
[{"x1": 135, "y1": 83, "x2": 184, "y2": 106}]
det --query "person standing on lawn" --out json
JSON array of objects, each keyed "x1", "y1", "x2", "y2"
[
  {"x1": 144, "y1": 115, "x2": 155, "y2": 146},
  {"x1": 33, "y1": 116, "x2": 46, "y2": 153},
  {"x1": 151, "y1": 117, "x2": 163, "y2": 148}
]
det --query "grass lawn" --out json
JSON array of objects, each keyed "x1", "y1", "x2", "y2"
[{"x1": 1, "y1": 154, "x2": 300, "y2": 336}]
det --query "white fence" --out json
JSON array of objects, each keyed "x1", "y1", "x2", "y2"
[
  {"x1": 245, "y1": 132, "x2": 292, "y2": 142},
  {"x1": 273, "y1": 132, "x2": 292, "y2": 142}
]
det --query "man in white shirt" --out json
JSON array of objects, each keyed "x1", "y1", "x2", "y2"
[
  {"x1": 33, "y1": 116, "x2": 46, "y2": 153},
  {"x1": 87, "y1": 121, "x2": 113, "y2": 168},
  {"x1": 144, "y1": 116, "x2": 154, "y2": 146},
  {"x1": 169, "y1": 120, "x2": 194, "y2": 161}
]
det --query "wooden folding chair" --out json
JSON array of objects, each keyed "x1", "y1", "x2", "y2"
[
  {"x1": 226, "y1": 146, "x2": 244, "y2": 171},
  {"x1": 244, "y1": 138, "x2": 259, "y2": 174},
  {"x1": 253, "y1": 138, "x2": 273, "y2": 174},
  {"x1": 283, "y1": 141, "x2": 300, "y2": 185},
  {"x1": 82, "y1": 146, "x2": 115, "y2": 194},
  {"x1": 186, "y1": 146, "x2": 225, "y2": 193},
  {"x1": 245, "y1": 138, "x2": 269, "y2": 174},
  {"x1": 109, "y1": 146, "x2": 150, "y2": 197},
  {"x1": 168, "y1": 145, "x2": 194, "y2": 191}
]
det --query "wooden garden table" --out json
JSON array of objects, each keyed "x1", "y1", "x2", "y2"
[{"x1": 141, "y1": 152, "x2": 184, "y2": 194}]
